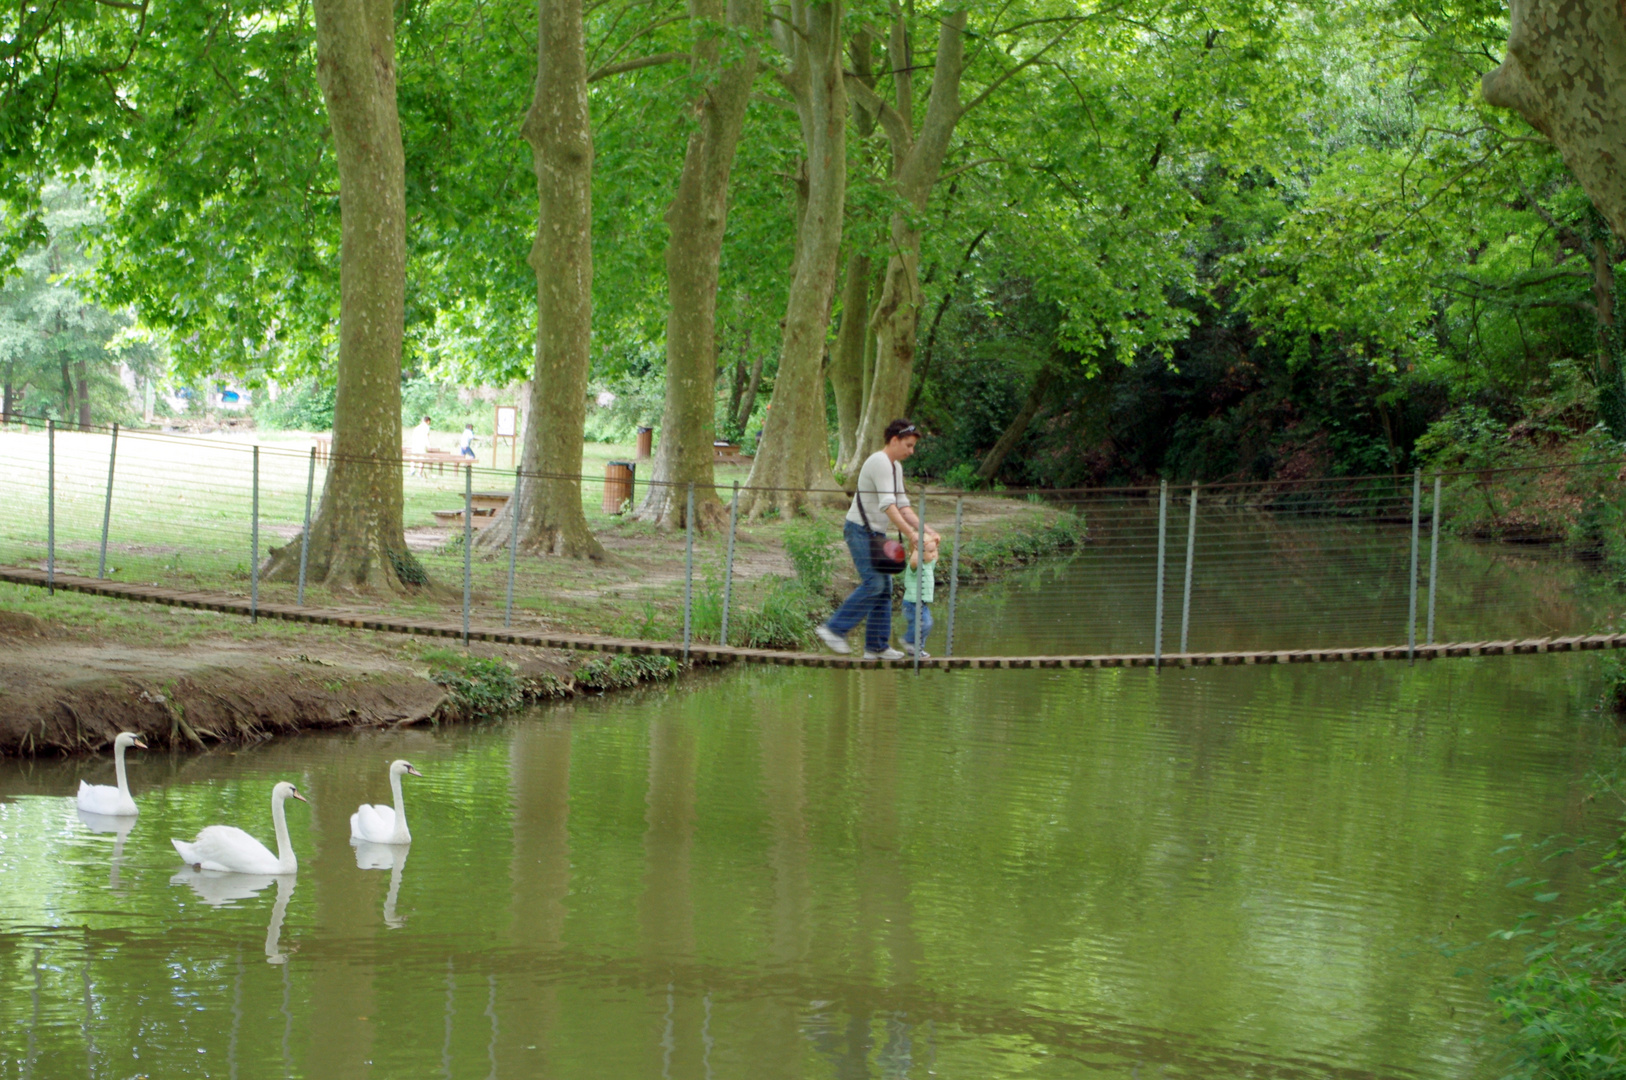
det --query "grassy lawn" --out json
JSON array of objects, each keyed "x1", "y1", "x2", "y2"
[{"x1": 0, "y1": 425, "x2": 1070, "y2": 646}]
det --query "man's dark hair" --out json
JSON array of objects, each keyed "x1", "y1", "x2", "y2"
[{"x1": 884, "y1": 419, "x2": 919, "y2": 442}]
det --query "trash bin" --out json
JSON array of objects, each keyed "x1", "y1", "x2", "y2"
[
  {"x1": 635, "y1": 426, "x2": 653, "y2": 459},
  {"x1": 603, "y1": 460, "x2": 635, "y2": 515}
]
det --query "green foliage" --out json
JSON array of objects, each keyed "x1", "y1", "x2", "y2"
[
  {"x1": 958, "y1": 512, "x2": 1087, "y2": 579},
  {"x1": 423, "y1": 650, "x2": 522, "y2": 722},
  {"x1": 255, "y1": 381, "x2": 336, "y2": 432},
  {"x1": 731, "y1": 579, "x2": 823, "y2": 651},
  {"x1": 571, "y1": 653, "x2": 679, "y2": 691},
  {"x1": 1493, "y1": 814, "x2": 1626, "y2": 1078},
  {"x1": 782, "y1": 517, "x2": 841, "y2": 598}
]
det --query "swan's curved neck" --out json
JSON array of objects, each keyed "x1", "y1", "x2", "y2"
[
  {"x1": 389, "y1": 770, "x2": 409, "y2": 841},
  {"x1": 271, "y1": 794, "x2": 297, "y2": 872},
  {"x1": 113, "y1": 740, "x2": 131, "y2": 798}
]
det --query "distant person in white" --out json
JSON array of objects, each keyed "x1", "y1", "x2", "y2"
[
  {"x1": 458, "y1": 423, "x2": 477, "y2": 459},
  {"x1": 816, "y1": 419, "x2": 939, "y2": 660},
  {"x1": 408, "y1": 415, "x2": 432, "y2": 477}
]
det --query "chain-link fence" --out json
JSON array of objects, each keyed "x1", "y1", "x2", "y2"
[{"x1": 2, "y1": 416, "x2": 1622, "y2": 660}]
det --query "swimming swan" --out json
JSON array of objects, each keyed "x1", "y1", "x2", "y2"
[
  {"x1": 172, "y1": 781, "x2": 308, "y2": 874},
  {"x1": 76, "y1": 731, "x2": 147, "y2": 817},
  {"x1": 350, "y1": 760, "x2": 423, "y2": 845}
]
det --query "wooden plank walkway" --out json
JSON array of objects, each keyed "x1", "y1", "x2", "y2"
[{"x1": 4, "y1": 566, "x2": 1622, "y2": 671}]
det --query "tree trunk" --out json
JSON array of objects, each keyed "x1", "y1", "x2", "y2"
[
  {"x1": 1483, "y1": 0, "x2": 1626, "y2": 241},
  {"x1": 741, "y1": 0, "x2": 847, "y2": 517},
  {"x1": 480, "y1": 0, "x2": 603, "y2": 559},
  {"x1": 634, "y1": 0, "x2": 760, "y2": 529},
  {"x1": 843, "y1": 11, "x2": 968, "y2": 474},
  {"x1": 73, "y1": 358, "x2": 90, "y2": 430},
  {"x1": 907, "y1": 226, "x2": 986, "y2": 415},
  {"x1": 975, "y1": 366, "x2": 1055, "y2": 483},
  {"x1": 1589, "y1": 229, "x2": 1626, "y2": 438},
  {"x1": 59, "y1": 353, "x2": 72, "y2": 420},
  {"x1": 735, "y1": 337, "x2": 764, "y2": 432},
  {"x1": 265, "y1": 0, "x2": 414, "y2": 591},
  {"x1": 829, "y1": 249, "x2": 869, "y2": 470}
]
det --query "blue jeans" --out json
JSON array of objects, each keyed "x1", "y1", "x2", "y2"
[
  {"x1": 826, "y1": 521, "x2": 893, "y2": 653},
  {"x1": 903, "y1": 601, "x2": 932, "y2": 650}
]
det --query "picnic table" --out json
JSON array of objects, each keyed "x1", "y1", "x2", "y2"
[{"x1": 431, "y1": 490, "x2": 511, "y2": 529}]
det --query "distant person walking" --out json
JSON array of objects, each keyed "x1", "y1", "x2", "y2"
[
  {"x1": 457, "y1": 422, "x2": 477, "y2": 460},
  {"x1": 901, "y1": 532, "x2": 938, "y2": 658},
  {"x1": 816, "y1": 419, "x2": 939, "y2": 660},
  {"x1": 408, "y1": 415, "x2": 432, "y2": 477}
]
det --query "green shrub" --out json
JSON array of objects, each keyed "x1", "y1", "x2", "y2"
[
  {"x1": 423, "y1": 651, "x2": 522, "y2": 721},
  {"x1": 256, "y1": 381, "x2": 336, "y2": 431},
  {"x1": 944, "y1": 462, "x2": 980, "y2": 490},
  {"x1": 1494, "y1": 839, "x2": 1626, "y2": 1078},
  {"x1": 782, "y1": 517, "x2": 841, "y2": 597},
  {"x1": 572, "y1": 653, "x2": 680, "y2": 690},
  {"x1": 732, "y1": 578, "x2": 824, "y2": 650},
  {"x1": 958, "y1": 511, "x2": 1087, "y2": 578}
]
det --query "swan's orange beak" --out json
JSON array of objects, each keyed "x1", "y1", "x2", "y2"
[
  {"x1": 406, "y1": 765, "x2": 424, "y2": 778},
  {"x1": 292, "y1": 790, "x2": 309, "y2": 804},
  {"x1": 132, "y1": 739, "x2": 149, "y2": 750}
]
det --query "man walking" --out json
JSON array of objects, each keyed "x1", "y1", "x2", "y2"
[{"x1": 816, "y1": 419, "x2": 938, "y2": 660}]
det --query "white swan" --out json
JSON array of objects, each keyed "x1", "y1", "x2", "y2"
[
  {"x1": 350, "y1": 759, "x2": 423, "y2": 845},
  {"x1": 75, "y1": 732, "x2": 147, "y2": 817},
  {"x1": 172, "y1": 781, "x2": 308, "y2": 874}
]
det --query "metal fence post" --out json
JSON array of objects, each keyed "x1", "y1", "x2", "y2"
[
  {"x1": 913, "y1": 493, "x2": 926, "y2": 673},
  {"x1": 721, "y1": 481, "x2": 739, "y2": 647},
  {"x1": 1154, "y1": 480, "x2": 1168, "y2": 669},
  {"x1": 1427, "y1": 475, "x2": 1442, "y2": 645},
  {"x1": 683, "y1": 482, "x2": 695, "y2": 663},
  {"x1": 505, "y1": 467, "x2": 520, "y2": 628},
  {"x1": 46, "y1": 419, "x2": 55, "y2": 595},
  {"x1": 462, "y1": 464, "x2": 473, "y2": 647},
  {"x1": 98, "y1": 423, "x2": 118, "y2": 579},
  {"x1": 251, "y1": 445, "x2": 260, "y2": 624},
  {"x1": 297, "y1": 447, "x2": 315, "y2": 606},
  {"x1": 1407, "y1": 468, "x2": 1421, "y2": 662},
  {"x1": 946, "y1": 497, "x2": 963, "y2": 658},
  {"x1": 1180, "y1": 480, "x2": 1197, "y2": 656}
]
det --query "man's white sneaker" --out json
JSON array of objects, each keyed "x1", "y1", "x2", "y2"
[
  {"x1": 862, "y1": 648, "x2": 907, "y2": 661},
  {"x1": 814, "y1": 625, "x2": 851, "y2": 655},
  {"x1": 900, "y1": 643, "x2": 930, "y2": 658}
]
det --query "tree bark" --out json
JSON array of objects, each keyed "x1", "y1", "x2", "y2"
[
  {"x1": 634, "y1": 0, "x2": 760, "y2": 529},
  {"x1": 741, "y1": 0, "x2": 848, "y2": 517},
  {"x1": 829, "y1": 249, "x2": 869, "y2": 469},
  {"x1": 975, "y1": 366, "x2": 1055, "y2": 483},
  {"x1": 1483, "y1": 0, "x2": 1626, "y2": 241},
  {"x1": 842, "y1": 11, "x2": 968, "y2": 474},
  {"x1": 480, "y1": 0, "x2": 603, "y2": 559},
  {"x1": 73, "y1": 358, "x2": 90, "y2": 429},
  {"x1": 265, "y1": 0, "x2": 415, "y2": 591},
  {"x1": 734, "y1": 332, "x2": 764, "y2": 432}
]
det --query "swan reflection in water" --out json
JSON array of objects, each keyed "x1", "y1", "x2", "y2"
[
  {"x1": 76, "y1": 808, "x2": 136, "y2": 889},
  {"x1": 353, "y1": 840, "x2": 410, "y2": 928},
  {"x1": 170, "y1": 869, "x2": 296, "y2": 964}
]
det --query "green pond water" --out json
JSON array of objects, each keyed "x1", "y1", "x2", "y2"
[{"x1": 3, "y1": 539, "x2": 1625, "y2": 1079}]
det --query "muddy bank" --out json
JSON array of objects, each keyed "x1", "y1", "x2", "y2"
[{"x1": 0, "y1": 611, "x2": 669, "y2": 757}]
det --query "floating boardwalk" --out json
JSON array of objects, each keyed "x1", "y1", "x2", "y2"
[{"x1": 4, "y1": 566, "x2": 1622, "y2": 671}]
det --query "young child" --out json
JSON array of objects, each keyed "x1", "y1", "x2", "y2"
[
  {"x1": 901, "y1": 533, "x2": 938, "y2": 658},
  {"x1": 457, "y1": 422, "x2": 477, "y2": 459},
  {"x1": 408, "y1": 415, "x2": 432, "y2": 477}
]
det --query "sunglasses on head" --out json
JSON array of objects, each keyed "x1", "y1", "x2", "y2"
[{"x1": 898, "y1": 425, "x2": 918, "y2": 436}]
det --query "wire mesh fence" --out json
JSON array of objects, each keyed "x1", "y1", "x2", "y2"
[{"x1": 2, "y1": 415, "x2": 1623, "y2": 660}]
